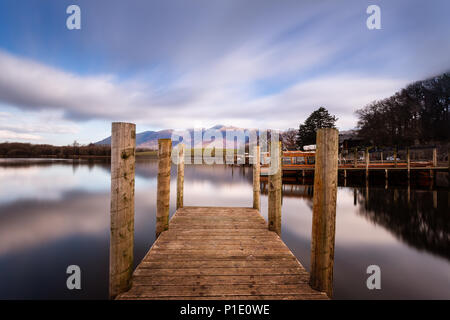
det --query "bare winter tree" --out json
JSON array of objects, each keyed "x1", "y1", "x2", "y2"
[{"x1": 281, "y1": 129, "x2": 298, "y2": 150}]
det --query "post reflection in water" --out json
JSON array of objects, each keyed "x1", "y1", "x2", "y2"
[{"x1": 0, "y1": 158, "x2": 448, "y2": 299}]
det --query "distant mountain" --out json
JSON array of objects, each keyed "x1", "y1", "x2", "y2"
[{"x1": 95, "y1": 125, "x2": 262, "y2": 149}]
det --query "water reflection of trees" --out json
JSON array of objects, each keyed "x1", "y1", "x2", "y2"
[{"x1": 356, "y1": 187, "x2": 450, "y2": 261}]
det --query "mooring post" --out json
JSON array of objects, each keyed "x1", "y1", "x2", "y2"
[
  {"x1": 385, "y1": 169, "x2": 389, "y2": 189},
  {"x1": 448, "y1": 147, "x2": 450, "y2": 178},
  {"x1": 394, "y1": 148, "x2": 398, "y2": 168},
  {"x1": 156, "y1": 139, "x2": 172, "y2": 238},
  {"x1": 177, "y1": 143, "x2": 185, "y2": 209},
  {"x1": 268, "y1": 141, "x2": 282, "y2": 235},
  {"x1": 310, "y1": 128, "x2": 338, "y2": 298},
  {"x1": 253, "y1": 145, "x2": 261, "y2": 211},
  {"x1": 432, "y1": 148, "x2": 437, "y2": 167},
  {"x1": 365, "y1": 147, "x2": 369, "y2": 180},
  {"x1": 109, "y1": 122, "x2": 136, "y2": 300},
  {"x1": 407, "y1": 147, "x2": 411, "y2": 180}
]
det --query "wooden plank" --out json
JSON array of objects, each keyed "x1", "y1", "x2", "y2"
[
  {"x1": 144, "y1": 254, "x2": 296, "y2": 261},
  {"x1": 132, "y1": 275, "x2": 309, "y2": 286},
  {"x1": 118, "y1": 206, "x2": 327, "y2": 300},
  {"x1": 119, "y1": 284, "x2": 324, "y2": 298},
  {"x1": 133, "y1": 268, "x2": 307, "y2": 276},
  {"x1": 138, "y1": 260, "x2": 300, "y2": 269}
]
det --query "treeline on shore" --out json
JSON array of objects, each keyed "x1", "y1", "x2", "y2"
[
  {"x1": 0, "y1": 142, "x2": 112, "y2": 158},
  {"x1": 356, "y1": 72, "x2": 449, "y2": 146}
]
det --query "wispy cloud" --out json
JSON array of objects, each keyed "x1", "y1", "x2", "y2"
[
  {"x1": 0, "y1": 0, "x2": 449, "y2": 143},
  {"x1": 0, "y1": 130, "x2": 42, "y2": 141}
]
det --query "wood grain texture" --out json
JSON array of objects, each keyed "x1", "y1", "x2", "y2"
[
  {"x1": 253, "y1": 146, "x2": 261, "y2": 211},
  {"x1": 117, "y1": 206, "x2": 327, "y2": 300},
  {"x1": 268, "y1": 141, "x2": 282, "y2": 235},
  {"x1": 109, "y1": 122, "x2": 136, "y2": 299},
  {"x1": 156, "y1": 139, "x2": 172, "y2": 238},
  {"x1": 310, "y1": 128, "x2": 338, "y2": 298},
  {"x1": 176, "y1": 143, "x2": 184, "y2": 209}
]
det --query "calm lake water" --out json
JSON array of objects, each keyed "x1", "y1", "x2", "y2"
[{"x1": 0, "y1": 158, "x2": 449, "y2": 299}]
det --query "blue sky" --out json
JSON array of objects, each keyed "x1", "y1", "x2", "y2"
[{"x1": 0, "y1": 0, "x2": 449, "y2": 145}]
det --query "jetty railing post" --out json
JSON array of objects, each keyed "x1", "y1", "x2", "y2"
[
  {"x1": 432, "y1": 147, "x2": 437, "y2": 167},
  {"x1": 177, "y1": 143, "x2": 185, "y2": 209},
  {"x1": 253, "y1": 145, "x2": 261, "y2": 211},
  {"x1": 156, "y1": 139, "x2": 172, "y2": 238},
  {"x1": 394, "y1": 148, "x2": 398, "y2": 168},
  {"x1": 365, "y1": 147, "x2": 369, "y2": 181},
  {"x1": 448, "y1": 147, "x2": 450, "y2": 177},
  {"x1": 109, "y1": 122, "x2": 136, "y2": 300},
  {"x1": 407, "y1": 147, "x2": 411, "y2": 180},
  {"x1": 310, "y1": 128, "x2": 338, "y2": 298},
  {"x1": 268, "y1": 141, "x2": 282, "y2": 235}
]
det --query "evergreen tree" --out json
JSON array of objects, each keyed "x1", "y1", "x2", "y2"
[{"x1": 296, "y1": 107, "x2": 337, "y2": 149}]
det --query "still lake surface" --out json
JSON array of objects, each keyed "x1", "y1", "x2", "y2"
[{"x1": 0, "y1": 158, "x2": 448, "y2": 299}]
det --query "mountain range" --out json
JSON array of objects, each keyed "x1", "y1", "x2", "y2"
[{"x1": 96, "y1": 125, "x2": 257, "y2": 149}]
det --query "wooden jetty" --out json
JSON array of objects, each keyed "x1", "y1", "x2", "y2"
[
  {"x1": 118, "y1": 206, "x2": 327, "y2": 300},
  {"x1": 109, "y1": 123, "x2": 338, "y2": 300},
  {"x1": 263, "y1": 148, "x2": 449, "y2": 186}
]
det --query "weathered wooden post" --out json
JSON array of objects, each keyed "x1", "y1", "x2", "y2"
[
  {"x1": 310, "y1": 128, "x2": 338, "y2": 298},
  {"x1": 394, "y1": 148, "x2": 398, "y2": 168},
  {"x1": 177, "y1": 143, "x2": 185, "y2": 209},
  {"x1": 447, "y1": 148, "x2": 450, "y2": 187},
  {"x1": 156, "y1": 139, "x2": 172, "y2": 238},
  {"x1": 407, "y1": 147, "x2": 411, "y2": 180},
  {"x1": 365, "y1": 147, "x2": 370, "y2": 180},
  {"x1": 432, "y1": 147, "x2": 437, "y2": 167},
  {"x1": 385, "y1": 169, "x2": 389, "y2": 189},
  {"x1": 268, "y1": 141, "x2": 282, "y2": 235},
  {"x1": 353, "y1": 148, "x2": 357, "y2": 168},
  {"x1": 109, "y1": 122, "x2": 136, "y2": 299},
  {"x1": 253, "y1": 145, "x2": 261, "y2": 211},
  {"x1": 380, "y1": 151, "x2": 384, "y2": 164}
]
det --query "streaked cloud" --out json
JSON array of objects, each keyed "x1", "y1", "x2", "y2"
[{"x1": 0, "y1": 0, "x2": 449, "y2": 143}]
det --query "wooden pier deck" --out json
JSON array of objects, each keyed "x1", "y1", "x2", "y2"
[{"x1": 117, "y1": 206, "x2": 328, "y2": 300}]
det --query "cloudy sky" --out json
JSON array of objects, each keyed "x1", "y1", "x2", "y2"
[{"x1": 0, "y1": 0, "x2": 449, "y2": 145}]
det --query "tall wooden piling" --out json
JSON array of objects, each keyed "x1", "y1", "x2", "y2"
[
  {"x1": 177, "y1": 143, "x2": 185, "y2": 209},
  {"x1": 156, "y1": 139, "x2": 172, "y2": 238},
  {"x1": 109, "y1": 122, "x2": 136, "y2": 299},
  {"x1": 310, "y1": 128, "x2": 338, "y2": 298},
  {"x1": 268, "y1": 141, "x2": 282, "y2": 235},
  {"x1": 253, "y1": 146, "x2": 261, "y2": 211}
]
